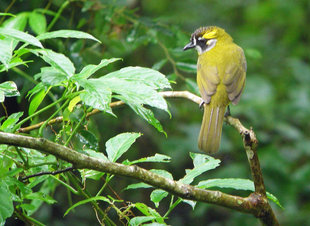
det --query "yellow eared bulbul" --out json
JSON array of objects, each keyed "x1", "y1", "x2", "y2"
[{"x1": 184, "y1": 26, "x2": 247, "y2": 154}]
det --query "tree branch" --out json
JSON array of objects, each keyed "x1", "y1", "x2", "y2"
[
  {"x1": 0, "y1": 132, "x2": 263, "y2": 215},
  {"x1": 9, "y1": 90, "x2": 278, "y2": 225}
]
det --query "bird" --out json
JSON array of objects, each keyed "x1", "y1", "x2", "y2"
[{"x1": 183, "y1": 26, "x2": 247, "y2": 154}]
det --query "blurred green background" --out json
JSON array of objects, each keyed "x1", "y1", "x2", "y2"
[{"x1": 2, "y1": 0, "x2": 310, "y2": 225}]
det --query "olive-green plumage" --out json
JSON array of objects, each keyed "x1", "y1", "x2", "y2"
[{"x1": 184, "y1": 26, "x2": 247, "y2": 153}]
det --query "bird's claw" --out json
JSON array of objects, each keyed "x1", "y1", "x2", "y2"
[
  {"x1": 224, "y1": 105, "x2": 231, "y2": 117},
  {"x1": 199, "y1": 101, "x2": 205, "y2": 109}
]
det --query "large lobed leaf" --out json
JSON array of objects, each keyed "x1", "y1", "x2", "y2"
[{"x1": 76, "y1": 65, "x2": 171, "y2": 133}]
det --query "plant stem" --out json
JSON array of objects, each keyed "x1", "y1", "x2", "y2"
[
  {"x1": 164, "y1": 197, "x2": 182, "y2": 218},
  {"x1": 38, "y1": 98, "x2": 71, "y2": 136},
  {"x1": 96, "y1": 174, "x2": 114, "y2": 197},
  {"x1": 64, "y1": 110, "x2": 87, "y2": 146},
  {"x1": 13, "y1": 96, "x2": 65, "y2": 132},
  {"x1": 47, "y1": 0, "x2": 70, "y2": 31}
]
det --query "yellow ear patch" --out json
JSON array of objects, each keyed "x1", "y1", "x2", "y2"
[{"x1": 202, "y1": 29, "x2": 217, "y2": 39}]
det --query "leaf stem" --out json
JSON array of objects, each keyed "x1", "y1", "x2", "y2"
[
  {"x1": 47, "y1": 0, "x2": 70, "y2": 31},
  {"x1": 13, "y1": 95, "x2": 65, "y2": 132},
  {"x1": 38, "y1": 97, "x2": 70, "y2": 136},
  {"x1": 63, "y1": 109, "x2": 87, "y2": 146}
]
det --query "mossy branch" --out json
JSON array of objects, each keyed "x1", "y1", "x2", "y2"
[{"x1": 7, "y1": 91, "x2": 278, "y2": 225}]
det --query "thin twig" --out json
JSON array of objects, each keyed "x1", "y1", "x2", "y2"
[
  {"x1": 21, "y1": 167, "x2": 74, "y2": 181},
  {"x1": 18, "y1": 92, "x2": 195, "y2": 133}
]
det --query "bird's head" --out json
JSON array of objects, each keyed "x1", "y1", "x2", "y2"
[{"x1": 183, "y1": 26, "x2": 232, "y2": 55}]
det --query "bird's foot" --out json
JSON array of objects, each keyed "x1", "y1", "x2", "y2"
[
  {"x1": 224, "y1": 105, "x2": 231, "y2": 117},
  {"x1": 199, "y1": 101, "x2": 205, "y2": 110}
]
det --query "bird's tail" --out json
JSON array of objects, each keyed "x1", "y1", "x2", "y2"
[{"x1": 198, "y1": 105, "x2": 226, "y2": 154}]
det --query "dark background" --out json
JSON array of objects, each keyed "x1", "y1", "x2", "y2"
[{"x1": 2, "y1": 0, "x2": 310, "y2": 225}]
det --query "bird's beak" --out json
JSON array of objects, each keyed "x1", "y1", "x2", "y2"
[{"x1": 183, "y1": 42, "x2": 195, "y2": 51}]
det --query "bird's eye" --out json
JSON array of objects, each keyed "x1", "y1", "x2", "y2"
[{"x1": 197, "y1": 37, "x2": 207, "y2": 45}]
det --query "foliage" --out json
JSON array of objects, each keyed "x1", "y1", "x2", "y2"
[{"x1": 0, "y1": 0, "x2": 308, "y2": 225}]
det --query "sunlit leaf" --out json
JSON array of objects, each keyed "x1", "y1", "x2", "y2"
[
  {"x1": 31, "y1": 49, "x2": 75, "y2": 78},
  {"x1": 0, "y1": 81, "x2": 20, "y2": 102},
  {"x1": 0, "y1": 28, "x2": 43, "y2": 48},
  {"x1": 37, "y1": 29, "x2": 101, "y2": 43},
  {"x1": 34, "y1": 67, "x2": 68, "y2": 86},
  {"x1": 104, "y1": 66, "x2": 171, "y2": 90},
  {"x1": 73, "y1": 58, "x2": 121, "y2": 80},
  {"x1": 78, "y1": 79, "x2": 112, "y2": 113}
]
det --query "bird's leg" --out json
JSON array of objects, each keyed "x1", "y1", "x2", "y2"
[
  {"x1": 199, "y1": 100, "x2": 205, "y2": 110},
  {"x1": 224, "y1": 105, "x2": 231, "y2": 117}
]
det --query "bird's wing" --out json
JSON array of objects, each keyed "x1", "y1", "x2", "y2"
[
  {"x1": 222, "y1": 46, "x2": 247, "y2": 105},
  {"x1": 197, "y1": 64, "x2": 220, "y2": 104}
]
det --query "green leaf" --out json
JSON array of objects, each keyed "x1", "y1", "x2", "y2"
[
  {"x1": 134, "y1": 203, "x2": 164, "y2": 223},
  {"x1": 0, "y1": 112, "x2": 23, "y2": 132},
  {"x1": 79, "y1": 148, "x2": 108, "y2": 180},
  {"x1": 180, "y1": 153, "x2": 221, "y2": 184},
  {"x1": 0, "y1": 91, "x2": 4, "y2": 102},
  {"x1": 150, "y1": 169, "x2": 173, "y2": 180},
  {"x1": 64, "y1": 196, "x2": 111, "y2": 216},
  {"x1": 29, "y1": 12, "x2": 46, "y2": 35},
  {"x1": 197, "y1": 178, "x2": 282, "y2": 208},
  {"x1": 0, "y1": 39, "x2": 14, "y2": 69},
  {"x1": 106, "y1": 132, "x2": 141, "y2": 162},
  {"x1": 0, "y1": 81, "x2": 19, "y2": 102},
  {"x1": 124, "y1": 182, "x2": 151, "y2": 190},
  {"x1": 104, "y1": 66, "x2": 171, "y2": 90},
  {"x1": 84, "y1": 149, "x2": 108, "y2": 161},
  {"x1": 2, "y1": 13, "x2": 27, "y2": 30},
  {"x1": 37, "y1": 29, "x2": 101, "y2": 43},
  {"x1": 0, "y1": 14, "x2": 28, "y2": 68},
  {"x1": 182, "y1": 199, "x2": 196, "y2": 209},
  {"x1": 119, "y1": 97, "x2": 166, "y2": 135},
  {"x1": 78, "y1": 79, "x2": 112, "y2": 113},
  {"x1": 28, "y1": 89, "x2": 47, "y2": 116},
  {"x1": 31, "y1": 49, "x2": 75, "y2": 78},
  {"x1": 176, "y1": 62, "x2": 197, "y2": 73},
  {"x1": 129, "y1": 216, "x2": 158, "y2": 226},
  {"x1": 0, "y1": 28, "x2": 43, "y2": 48},
  {"x1": 101, "y1": 77, "x2": 168, "y2": 112},
  {"x1": 25, "y1": 192, "x2": 56, "y2": 204},
  {"x1": 128, "y1": 153, "x2": 171, "y2": 165},
  {"x1": 0, "y1": 182, "x2": 14, "y2": 223},
  {"x1": 75, "y1": 130, "x2": 99, "y2": 151},
  {"x1": 27, "y1": 83, "x2": 44, "y2": 100},
  {"x1": 73, "y1": 58, "x2": 121, "y2": 80},
  {"x1": 150, "y1": 189, "x2": 168, "y2": 207},
  {"x1": 152, "y1": 59, "x2": 168, "y2": 71},
  {"x1": 0, "y1": 57, "x2": 31, "y2": 73},
  {"x1": 34, "y1": 67, "x2": 68, "y2": 86}
]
